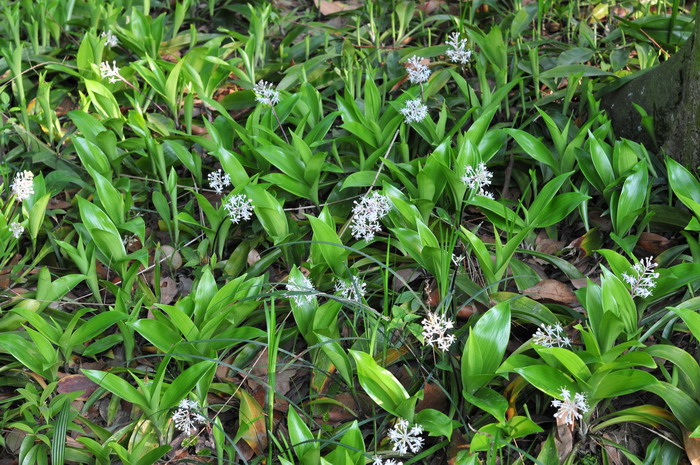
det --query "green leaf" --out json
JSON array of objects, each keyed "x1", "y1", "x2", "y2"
[
  {"x1": 349, "y1": 350, "x2": 409, "y2": 415},
  {"x1": 514, "y1": 365, "x2": 576, "y2": 398},
  {"x1": 288, "y1": 408, "x2": 320, "y2": 465},
  {"x1": 614, "y1": 161, "x2": 648, "y2": 236},
  {"x1": 161, "y1": 362, "x2": 214, "y2": 409},
  {"x1": 462, "y1": 302, "x2": 511, "y2": 394},
  {"x1": 504, "y1": 129, "x2": 558, "y2": 172},
  {"x1": 415, "y1": 408, "x2": 454, "y2": 439},
  {"x1": 29, "y1": 194, "x2": 51, "y2": 242},
  {"x1": 82, "y1": 369, "x2": 149, "y2": 410}
]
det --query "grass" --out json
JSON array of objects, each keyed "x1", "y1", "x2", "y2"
[{"x1": 0, "y1": 0, "x2": 699, "y2": 463}]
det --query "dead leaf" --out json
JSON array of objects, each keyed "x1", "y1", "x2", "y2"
[
  {"x1": 416, "y1": 0, "x2": 445, "y2": 14},
  {"x1": 554, "y1": 416, "x2": 574, "y2": 461},
  {"x1": 636, "y1": 232, "x2": 672, "y2": 256},
  {"x1": 160, "y1": 245, "x2": 182, "y2": 271},
  {"x1": 160, "y1": 277, "x2": 178, "y2": 305},
  {"x1": 456, "y1": 304, "x2": 477, "y2": 319},
  {"x1": 313, "y1": 0, "x2": 361, "y2": 15},
  {"x1": 602, "y1": 433, "x2": 624, "y2": 465},
  {"x1": 535, "y1": 231, "x2": 564, "y2": 255},
  {"x1": 416, "y1": 383, "x2": 448, "y2": 413},
  {"x1": 685, "y1": 431, "x2": 700, "y2": 465},
  {"x1": 524, "y1": 279, "x2": 579, "y2": 306},
  {"x1": 57, "y1": 374, "x2": 100, "y2": 401},
  {"x1": 247, "y1": 248, "x2": 261, "y2": 266},
  {"x1": 446, "y1": 431, "x2": 470, "y2": 465},
  {"x1": 236, "y1": 390, "x2": 268, "y2": 457}
]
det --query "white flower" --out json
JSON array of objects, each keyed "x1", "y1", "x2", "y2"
[
  {"x1": 373, "y1": 458, "x2": 402, "y2": 465},
  {"x1": 208, "y1": 169, "x2": 231, "y2": 195},
  {"x1": 253, "y1": 80, "x2": 280, "y2": 106},
  {"x1": 223, "y1": 194, "x2": 254, "y2": 224},
  {"x1": 461, "y1": 163, "x2": 494, "y2": 199},
  {"x1": 286, "y1": 274, "x2": 317, "y2": 305},
  {"x1": 172, "y1": 399, "x2": 206, "y2": 434},
  {"x1": 421, "y1": 312, "x2": 456, "y2": 351},
  {"x1": 335, "y1": 276, "x2": 367, "y2": 302},
  {"x1": 11, "y1": 171, "x2": 34, "y2": 201},
  {"x1": 388, "y1": 419, "x2": 424, "y2": 455},
  {"x1": 99, "y1": 60, "x2": 122, "y2": 83},
  {"x1": 621, "y1": 257, "x2": 659, "y2": 298},
  {"x1": 350, "y1": 192, "x2": 392, "y2": 241},
  {"x1": 10, "y1": 222, "x2": 24, "y2": 239},
  {"x1": 400, "y1": 99, "x2": 428, "y2": 124},
  {"x1": 101, "y1": 30, "x2": 118, "y2": 48},
  {"x1": 551, "y1": 388, "x2": 589, "y2": 427},
  {"x1": 451, "y1": 253, "x2": 464, "y2": 267},
  {"x1": 532, "y1": 323, "x2": 571, "y2": 348},
  {"x1": 405, "y1": 55, "x2": 431, "y2": 84},
  {"x1": 445, "y1": 32, "x2": 473, "y2": 65}
]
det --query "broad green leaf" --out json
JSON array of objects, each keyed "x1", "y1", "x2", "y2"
[
  {"x1": 462, "y1": 302, "x2": 511, "y2": 394},
  {"x1": 82, "y1": 369, "x2": 149, "y2": 409},
  {"x1": 349, "y1": 350, "x2": 409, "y2": 415}
]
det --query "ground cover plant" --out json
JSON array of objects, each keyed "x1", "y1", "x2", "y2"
[{"x1": 1, "y1": 0, "x2": 700, "y2": 463}]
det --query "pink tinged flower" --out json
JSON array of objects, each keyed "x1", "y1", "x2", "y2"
[
  {"x1": 253, "y1": 80, "x2": 280, "y2": 106},
  {"x1": 223, "y1": 194, "x2": 254, "y2": 224},
  {"x1": 405, "y1": 55, "x2": 431, "y2": 84},
  {"x1": 400, "y1": 99, "x2": 428, "y2": 124},
  {"x1": 172, "y1": 399, "x2": 206, "y2": 434},
  {"x1": 11, "y1": 170, "x2": 34, "y2": 201},
  {"x1": 551, "y1": 388, "x2": 588, "y2": 426},
  {"x1": 350, "y1": 192, "x2": 392, "y2": 241},
  {"x1": 388, "y1": 418, "x2": 424, "y2": 455},
  {"x1": 621, "y1": 256, "x2": 659, "y2": 298}
]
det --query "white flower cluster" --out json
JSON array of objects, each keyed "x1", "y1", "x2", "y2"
[
  {"x1": 335, "y1": 276, "x2": 367, "y2": 302},
  {"x1": 208, "y1": 169, "x2": 231, "y2": 195},
  {"x1": 373, "y1": 457, "x2": 402, "y2": 465},
  {"x1": 11, "y1": 170, "x2": 34, "y2": 201},
  {"x1": 445, "y1": 32, "x2": 473, "y2": 65},
  {"x1": 532, "y1": 323, "x2": 571, "y2": 348},
  {"x1": 99, "y1": 61, "x2": 122, "y2": 83},
  {"x1": 405, "y1": 55, "x2": 431, "y2": 84},
  {"x1": 621, "y1": 257, "x2": 659, "y2": 298},
  {"x1": 10, "y1": 222, "x2": 24, "y2": 239},
  {"x1": 224, "y1": 194, "x2": 254, "y2": 224},
  {"x1": 421, "y1": 311, "x2": 456, "y2": 351},
  {"x1": 286, "y1": 274, "x2": 317, "y2": 305},
  {"x1": 551, "y1": 388, "x2": 588, "y2": 427},
  {"x1": 461, "y1": 163, "x2": 494, "y2": 199},
  {"x1": 350, "y1": 192, "x2": 392, "y2": 241},
  {"x1": 172, "y1": 399, "x2": 206, "y2": 434},
  {"x1": 400, "y1": 99, "x2": 428, "y2": 124},
  {"x1": 388, "y1": 418, "x2": 424, "y2": 455},
  {"x1": 101, "y1": 30, "x2": 118, "y2": 48},
  {"x1": 253, "y1": 80, "x2": 280, "y2": 106},
  {"x1": 451, "y1": 253, "x2": 464, "y2": 267}
]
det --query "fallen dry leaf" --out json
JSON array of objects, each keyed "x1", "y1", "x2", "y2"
[
  {"x1": 536, "y1": 231, "x2": 565, "y2": 255},
  {"x1": 636, "y1": 232, "x2": 672, "y2": 256},
  {"x1": 159, "y1": 276, "x2": 178, "y2": 305},
  {"x1": 416, "y1": 383, "x2": 448, "y2": 413},
  {"x1": 524, "y1": 279, "x2": 579, "y2": 306},
  {"x1": 57, "y1": 374, "x2": 99, "y2": 401},
  {"x1": 236, "y1": 390, "x2": 268, "y2": 457},
  {"x1": 554, "y1": 416, "x2": 574, "y2": 461},
  {"x1": 685, "y1": 431, "x2": 700, "y2": 465},
  {"x1": 313, "y1": 0, "x2": 362, "y2": 15}
]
